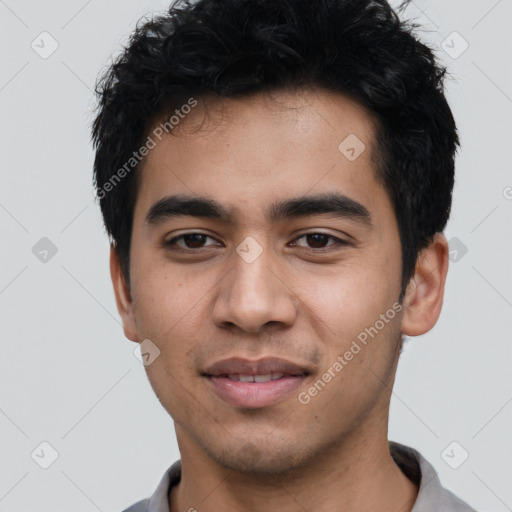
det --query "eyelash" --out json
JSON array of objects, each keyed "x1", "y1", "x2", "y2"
[{"x1": 164, "y1": 232, "x2": 349, "y2": 253}]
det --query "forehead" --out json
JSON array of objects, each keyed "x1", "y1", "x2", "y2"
[{"x1": 134, "y1": 88, "x2": 387, "y2": 224}]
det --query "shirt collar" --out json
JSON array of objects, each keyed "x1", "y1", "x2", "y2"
[{"x1": 389, "y1": 441, "x2": 476, "y2": 511}]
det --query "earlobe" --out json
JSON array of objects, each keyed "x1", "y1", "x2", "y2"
[
  {"x1": 110, "y1": 245, "x2": 139, "y2": 342},
  {"x1": 401, "y1": 233, "x2": 450, "y2": 337}
]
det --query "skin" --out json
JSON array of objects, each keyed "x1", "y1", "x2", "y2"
[{"x1": 111, "y1": 88, "x2": 449, "y2": 512}]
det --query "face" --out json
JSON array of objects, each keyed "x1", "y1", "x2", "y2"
[{"x1": 115, "y1": 89, "x2": 412, "y2": 474}]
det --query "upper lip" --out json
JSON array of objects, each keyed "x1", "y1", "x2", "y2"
[{"x1": 203, "y1": 357, "x2": 311, "y2": 377}]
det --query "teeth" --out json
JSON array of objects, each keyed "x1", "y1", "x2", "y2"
[
  {"x1": 254, "y1": 374, "x2": 271, "y2": 383},
  {"x1": 226, "y1": 373, "x2": 286, "y2": 382}
]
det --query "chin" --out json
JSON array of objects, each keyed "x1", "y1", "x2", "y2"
[{"x1": 207, "y1": 439, "x2": 314, "y2": 476}]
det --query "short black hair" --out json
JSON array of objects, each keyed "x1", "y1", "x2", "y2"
[{"x1": 92, "y1": 0, "x2": 459, "y2": 301}]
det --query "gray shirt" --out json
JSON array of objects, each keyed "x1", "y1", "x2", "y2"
[{"x1": 122, "y1": 441, "x2": 477, "y2": 512}]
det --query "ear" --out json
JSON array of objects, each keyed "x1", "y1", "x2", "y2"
[
  {"x1": 110, "y1": 245, "x2": 139, "y2": 342},
  {"x1": 401, "y1": 233, "x2": 449, "y2": 337}
]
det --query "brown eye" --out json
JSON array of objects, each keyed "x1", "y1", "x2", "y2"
[
  {"x1": 292, "y1": 232, "x2": 347, "y2": 250},
  {"x1": 165, "y1": 233, "x2": 219, "y2": 250},
  {"x1": 305, "y1": 233, "x2": 331, "y2": 248}
]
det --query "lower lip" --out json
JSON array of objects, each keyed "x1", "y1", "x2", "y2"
[{"x1": 206, "y1": 375, "x2": 307, "y2": 409}]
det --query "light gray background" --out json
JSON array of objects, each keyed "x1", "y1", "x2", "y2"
[{"x1": 0, "y1": 0, "x2": 511, "y2": 510}]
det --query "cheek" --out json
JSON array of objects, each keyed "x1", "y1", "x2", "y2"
[
  {"x1": 303, "y1": 267, "x2": 402, "y2": 407},
  {"x1": 297, "y1": 261, "x2": 394, "y2": 342},
  {"x1": 130, "y1": 239, "x2": 194, "y2": 325},
  {"x1": 132, "y1": 268, "x2": 203, "y2": 406},
  {"x1": 130, "y1": 260, "x2": 218, "y2": 379},
  {"x1": 130, "y1": 254, "x2": 186, "y2": 340}
]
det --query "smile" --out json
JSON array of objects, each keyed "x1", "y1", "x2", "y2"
[{"x1": 205, "y1": 373, "x2": 308, "y2": 409}]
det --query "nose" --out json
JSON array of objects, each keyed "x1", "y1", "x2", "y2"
[{"x1": 212, "y1": 241, "x2": 298, "y2": 334}]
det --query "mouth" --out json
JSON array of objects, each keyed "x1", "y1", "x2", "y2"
[{"x1": 202, "y1": 357, "x2": 311, "y2": 409}]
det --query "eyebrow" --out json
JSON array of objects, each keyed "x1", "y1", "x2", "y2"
[{"x1": 145, "y1": 192, "x2": 373, "y2": 228}]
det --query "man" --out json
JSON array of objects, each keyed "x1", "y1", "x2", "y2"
[{"x1": 92, "y1": 0, "x2": 476, "y2": 510}]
